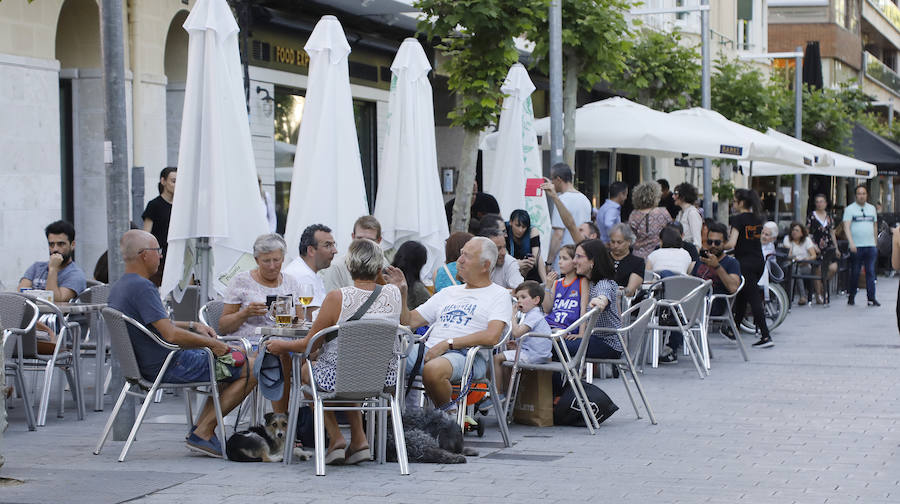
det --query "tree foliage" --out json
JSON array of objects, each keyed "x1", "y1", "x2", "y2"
[
  {"x1": 415, "y1": 0, "x2": 538, "y2": 132},
  {"x1": 614, "y1": 28, "x2": 700, "y2": 111},
  {"x1": 710, "y1": 56, "x2": 784, "y2": 132},
  {"x1": 776, "y1": 82, "x2": 870, "y2": 154}
]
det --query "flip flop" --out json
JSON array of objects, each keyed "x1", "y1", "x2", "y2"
[
  {"x1": 324, "y1": 447, "x2": 346, "y2": 465},
  {"x1": 345, "y1": 446, "x2": 371, "y2": 465}
]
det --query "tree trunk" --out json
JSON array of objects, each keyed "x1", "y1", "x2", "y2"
[
  {"x1": 563, "y1": 51, "x2": 578, "y2": 169},
  {"x1": 451, "y1": 129, "x2": 481, "y2": 233}
]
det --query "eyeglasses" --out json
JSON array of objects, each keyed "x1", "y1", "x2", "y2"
[
  {"x1": 315, "y1": 241, "x2": 337, "y2": 250},
  {"x1": 706, "y1": 239, "x2": 722, "y2": 246},
  {"x1": 138, "y1": 247, "x2": 163, "y2": 256}
]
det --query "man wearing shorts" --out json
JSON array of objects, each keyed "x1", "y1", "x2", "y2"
[
  {"x1": 393, "y1": 237, "x2": 510, "y2": 411},
  {"x1": 108, "y1": 230, "x2": 256, "y2": 457}
]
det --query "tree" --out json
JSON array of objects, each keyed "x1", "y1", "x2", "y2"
[
  {"x1": 776, "y1": 82, "x2": 870, "y2": 154},
  {"x1": 711, "y1": 56, "x2": 785, "y2": 133},
  {"x1": 614, "y1": 28, "x2": 700, "y2": 112},
  {"x1": 525, "y1": 0, "x2": 633, "y2": 167},
  {"x1": 415, "y1": 0, "x2": 538, "y2": 232}
]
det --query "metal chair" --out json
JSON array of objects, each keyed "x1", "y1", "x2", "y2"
[
  {"x1": 1, "y1": 293, "x2": 39, "y2": 430},
  {"x1": 94, "y1": 307, "x2": 227, "y2": 461},
  {"x1": 199, "y1": 299, "x2": 256, "y2": 428},
  {"x1": 787, "y1": 258, "x2": 826, "y2": 306},
  {"x1": 582, "y1": 299, "x2": 658, "y2": 424},
  {"x1": 17, "y1": 293, "x2": 85, "y2": 425},
  {"x1": 282, "y1": 320, "x2": 410, "y2": 475},
  {"x1": 198, "y1": 300, "x2": 226, "y2": 334},
  {"x1": 167, "y1": 285, "x2": 201, "y2": 322},
  {"x1": 648, "y1": 276, "x2": 712, "y2": 379},
  {"x1": 75, "y1": 283, "x2": 111, "y2": 411},
  {"x1": 502, "y1": 308, "x2": 602, "y2": 434},
  {"x1": 706, "y1": 276, "x2": 749, "y2": 362}
]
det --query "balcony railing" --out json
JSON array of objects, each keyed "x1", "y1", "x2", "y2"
[
  {"x1": 865, "y1": 51, "x2": 900, "y2": 96},
  {"x1": 870, "y1": 0, "x2": 900, "y2": 34}
]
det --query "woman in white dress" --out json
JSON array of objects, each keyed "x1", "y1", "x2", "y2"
[{"x1": 267, "y1": 239, "x2": 402, "y2": 466}]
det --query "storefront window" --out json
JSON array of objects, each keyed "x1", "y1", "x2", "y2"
[{"x1": 273, "y1": 86, "x2": 377, "y2": 233}]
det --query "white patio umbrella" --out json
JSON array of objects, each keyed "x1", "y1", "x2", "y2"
[
  {"x1": 373, "y1": 38, "x2": 448, "y2": 278},
  {"x1": 745, "y1": 129, "x2": 874, "y2": 178},
  {"x1": 520, "y1": 97, "x2": 751, "y2": 160},
  {"x1": 482, "y1": 63, "x2": 551, "y2": 261},
  {"x1": 670, "y1": 108, "x2": 813, "y2": 168},
  {"x1": 161, "y1": 0, "x2": 269, "y2": 303},
  {"x1": 283, "y1": 16, "x2": 368, "y2": 260}
]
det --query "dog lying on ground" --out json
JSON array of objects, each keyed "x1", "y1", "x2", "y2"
[
  {"x1": 386, "y1": 408, "x2": 478, "y2": 464},
  {"x1": 225, "y1": 412, "x2": 313, "y2": 462}
]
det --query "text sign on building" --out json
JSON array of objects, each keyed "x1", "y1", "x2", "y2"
[{"x1": 274, "y1": 45, "x2": 310, "y2": 68}]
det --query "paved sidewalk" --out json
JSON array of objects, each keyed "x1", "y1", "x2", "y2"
[{"x1": 2, "y1": 278, "x2": 899, "y2": 503}]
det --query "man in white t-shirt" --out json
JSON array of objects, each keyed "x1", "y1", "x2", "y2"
[
  {"x1": 283, "y1": 224, "x2": 337, "y2": 311},
  {"x1": 546, "y1": 163, "x2": 592, "y2": 270},
  {"x1": 388, "y1": 237, "x2": 511, "y2": 409},
  {"x1": 484, "y1": 230, "x2": 524, "y2": 289}
]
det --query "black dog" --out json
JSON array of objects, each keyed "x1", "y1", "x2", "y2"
[{"x1": 386, "y1": 408, "x2": 478, "y2": 464}]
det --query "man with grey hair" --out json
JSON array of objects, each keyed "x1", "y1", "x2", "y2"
[
  {"x1": 107, "y1": 230, "x2": 256, "y2": 457},
  {"x1": 386, "y1": 236, "x2": 510, "y2": 413}
]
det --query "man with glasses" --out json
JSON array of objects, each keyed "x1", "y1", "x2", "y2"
[
  {"x1": 686, "y1": 221, "x2": 742, "y2": 346},
  {"x1": 284, "y1": 224, "x2": 337, "y2": 312},
  {"x1": 107, "y1": 230, "x2": 253, "y2": 457},
  {"x1": 482, "y1": 228, "x2": 523, "y2": 289},
  {"x1": 843, "y1": 185, "x2": 880, "y2": 306},
  {"x1": 18, "y1": 220, "x2": 87, "y2": 302}
]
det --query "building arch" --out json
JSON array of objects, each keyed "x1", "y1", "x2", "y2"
[{"x1": 165, "y1": 9, "x2": 189, "y2": 167}]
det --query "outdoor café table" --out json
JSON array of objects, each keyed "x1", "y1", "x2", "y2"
[
  {"x1": 253, "y1": 323, "x2": 310, "y2": 418},
  {"x1": 21, "y1": 295, "x2": 105, "y2": 423}
]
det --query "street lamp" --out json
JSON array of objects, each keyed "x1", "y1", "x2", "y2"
[
  {"x1": 630, "y1": 2, "x2": 714, "y2": 218},
  {"x1": 740, "y1": 49, "x2": 804, "y2": 223}
]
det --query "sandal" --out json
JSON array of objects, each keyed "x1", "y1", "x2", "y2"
[
  {"x1": 324, "y1": 447, "x2": 346, "y2": 465},
  {"x1": 345, "y1": 446, "x2": 371, "y2": 465}
]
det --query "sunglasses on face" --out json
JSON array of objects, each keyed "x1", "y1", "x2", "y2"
[{"x1": 706, "y1": 239, "x2": 722, "y2": 246}]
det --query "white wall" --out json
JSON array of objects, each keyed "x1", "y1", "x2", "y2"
[{"x1": 0, "y1": 54, "x2": 61, "y2": 288}]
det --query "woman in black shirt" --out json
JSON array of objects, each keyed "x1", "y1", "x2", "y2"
[
  {"x1": 725, "y1": 188, "x2": 772, "y2": 348},
  {"x1": 142, "y1": 167, "x2": 176, "y2": 286},
  {"x1": 607, "y1": 222, "x2": 645, "y2": 297},
  {"x1": 507, "y1": 209, "x2": 546, "y2": 283}
]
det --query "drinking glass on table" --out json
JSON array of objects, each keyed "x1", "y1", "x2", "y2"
[
  {"x1": 298, "y1": 284, "x2": 314, "y2": 322},
  {"x1": 274, "y1": 294, "x2": 294, "y2": 326}
]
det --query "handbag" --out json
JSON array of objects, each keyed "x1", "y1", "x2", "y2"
[{"x1": 553, "y1": 381, "x2": 618, "y2": 426}]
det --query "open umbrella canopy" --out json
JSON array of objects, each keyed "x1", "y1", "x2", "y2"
[
  {"x1": 373, "y1": 37, "x2": 448, "y2": 278},
  {"x1": 482, "y1": 63, "x2": 551, "y2": 261},
  {"x1": 283, "y1": 15, "x2": 368, "y2": 259},
  {"x1": 161, "y1": 0, "x2": 269, "y2": 301},
  {"x1": 745, "y1": 129, "x2": 874, "y2": 178},
  {"x1": 670, "y1": 108, "x2": 813, "y2": 168},
  {"x1": 519, "y1": 97, "x2": 750, "y2": 160}
]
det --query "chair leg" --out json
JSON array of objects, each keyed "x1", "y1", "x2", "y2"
[
  {"x1": 377, "y1": 399, "x2": 387, "y2": 464},
  {"x1": 64, "y1": 366, "x2": 84, "y2": 420},
  {"x1": 153, "y1": 388, "x2": 164, "y2": 403},
  {"x1": 37, "y1": 359, "x2": 56, "y2": 426},
  {"x1": 570, "y1": 372, "x2": 600, "y2": 431},
  {"x1": 729, "y1": 317, "x2": 749, "y2": 362},
  {"x1": 389, "y1": 397, "x2": 410, "y2": 475},
  {"x1": 625, "y1": 359, "x2": 657, "y2": 425},
  {"x1": 95, "y1": 383, "x2": 131, "y2": 455},
  {"x1": 282, "y1": 383, "x2": 301, "y2": 465},
  {"x1": 313, "y1": 398, "x2": 326, "y2": 476},
  {"x1": 504, "y1": 366, "x2": 521, "y2": 424},
  {"x1": 14, "y1": 367, "x2": 36, "y2": 431},
  {"x1": 487, "y1": 377, "x2": 511, "y2": 447},
  {"x1": 617, "y1": 366, "x2": 641, "y2": 419},
  {"x1": 118, "y1": 385, "x2": 158, "y2": 462}
]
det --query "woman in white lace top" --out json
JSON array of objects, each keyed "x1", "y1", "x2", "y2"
[{"x1": 267, "y1": 239, "x2": 402, "y2": 466}]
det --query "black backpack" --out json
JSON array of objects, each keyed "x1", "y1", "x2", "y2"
[{"x1": 553, "y1": 381, "x2": 619, "y2": 426}]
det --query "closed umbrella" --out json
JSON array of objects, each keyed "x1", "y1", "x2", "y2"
[
  {"x1": 161, "y1": 0, "x2": 269, "y2": 302},
  {"x1": 373, "y1": 37, "x2": 449, "y2": 278},
  {"x1": 283, "y1": 15, "x2": 368, "y2": 259},
  {"x1": 482, "y1": 63, "x2": 551, "y2": 261}
]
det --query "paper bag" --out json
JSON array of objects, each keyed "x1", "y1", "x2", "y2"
[{"x1": 513, "y1": 370, "x2": 554, "y2": 427}]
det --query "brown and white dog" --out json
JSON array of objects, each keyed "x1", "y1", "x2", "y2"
[{"x1": 225, "y1": 412, "x2": 312, "y2": 462}]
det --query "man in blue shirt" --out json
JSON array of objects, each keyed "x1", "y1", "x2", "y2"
[
  {"x1": 595, "y1": 181, "x2": 628, "y2": 244},
  {"x1": 18, "y1": 220, "x2": 87, "y2": 302},
  {"x1": 843, "y1": 184, "x2": 879, "y2": 306},
  {"x1": 108, "y1": 230, "x2": 255, "y2": 457}
]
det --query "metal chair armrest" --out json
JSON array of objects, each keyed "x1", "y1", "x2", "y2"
[{"x1": 300, "y1": 324, "x2": 340, "y2": 361}]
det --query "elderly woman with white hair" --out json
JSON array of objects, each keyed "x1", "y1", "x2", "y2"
[
  {"x1": 607, "y1": 222, "x2": 645, "y2": 297},
  {"x1": 267, "y1": 239, "x2": 403, "y2": 466},
  {"x1": 218, "y1": 233, "x2": 302, "y2": 344}
]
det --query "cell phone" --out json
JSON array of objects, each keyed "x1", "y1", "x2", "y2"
[
  {"x1": 525, "y1": 253, "x2": 534, "y2": 259},
  {"x1": 699, "y1": 249, "x2": 710, "y2": 258},
  {"x1": 265, "y1": 295, "x2": 278, "y2": 308}
]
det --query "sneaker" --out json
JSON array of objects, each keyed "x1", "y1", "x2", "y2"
[
  {"x1": 719, "y1": 325, "x2": 736, "y2": 342},
  {"x1": 186, "y1": 432, "x2": 222, "y2": 457},
  {"x1": 752, "y1": 336, "x2": 774, "y2": 348},
  {"x1": 868, "y1": 299, "x2": 881, "y2": 307},
  {"x1": 847, "y1": 297, "x2": 855, "y2": 306},
  {"x1": 658, "y1": 352, "x2": 678, "y2": 364}
]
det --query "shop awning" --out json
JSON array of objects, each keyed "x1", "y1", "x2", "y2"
[{"x1": 850, "y1": 124, "x2": 900, "y2": 176}]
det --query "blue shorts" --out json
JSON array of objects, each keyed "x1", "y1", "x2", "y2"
[
  {"x1": 405, "y1": 342, "x2": 488, "y2": 383},
  {"x1": 161, "y1": 349, "x2": 243, "y2": 384}
]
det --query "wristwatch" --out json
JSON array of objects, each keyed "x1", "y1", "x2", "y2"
[
  {"x1": 447, "y1": 338, "x2": 454, "y2": 350},
  {"x1": 188, "y1": 321, "x2": 195, "y2": 331}
]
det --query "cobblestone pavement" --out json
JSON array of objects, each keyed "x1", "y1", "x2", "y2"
[{"x1": 2, "y1": 278, "x2": 899, "y2": 503}]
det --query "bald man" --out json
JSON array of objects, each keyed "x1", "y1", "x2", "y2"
[{"x1": 107, "y1": 230, "x2": 256, "y2": 457}]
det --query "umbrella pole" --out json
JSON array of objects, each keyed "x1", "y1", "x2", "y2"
[
  {"x1": 609, "y1": 149, "x2": 617, "y2": 186},
  {"x1": 198, "y1": 237, "x2": 211, "y2": 304},
  {"x1": 774, "y1": 175, "x2": 782, "y2": 225}
]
